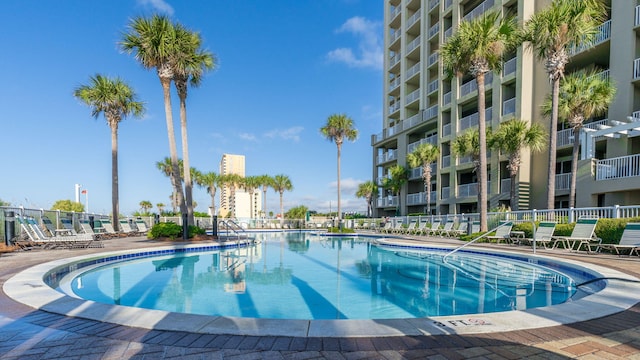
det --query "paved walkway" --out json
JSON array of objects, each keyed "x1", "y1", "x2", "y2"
[{"x1": 0, "y1": 236, "x2": 639, "y2": 359}]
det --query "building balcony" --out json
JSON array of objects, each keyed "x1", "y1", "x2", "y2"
[
  {"x1": 390, "y1": 5, "x2": 401, "y2": 23},
  {"x1": 428, "y1": 22, "x2": 440, "y2": 39},
  {"x1": 376, "y1": 196, "x2": 398, "y2": 208},
  {"x1": 442, "y1": 123, "x2": 451, "y2": 137},
  {"x1": 636, "y1": 5, "x2": 640, "y2": 27},
  {"x1": 408, "y1": 134, "x2": 438, "y2": 153},
  {"x1": 407, "y1": 11, "x2": 421, "y2": 29},
  {"x1": 502, "y1": 97, "x2": 516, "y2": 116},
  {"x1": 444, "y1": 27, "x2": 453, "y2": 41},
  {"x1": 463, "y1": 0, "x2": 495, "y2": 22},
  {"x1": 428, "y1": 0, "x2": 440, "y2": 11},
  {"x1": 556, "y1": 119, "x2": 608, "y2": 147},
  {"x1": 389, "y1": 100, "x2": 401, "y2": 115},
  {"x1": 556, "y1": 173, "x2": 571, "y2": 191},
  {"x1": 443, "y1": 91, "x2": 451, "y2": 106},
  {"x1": 409, "y1": 164, "x2": 437, "y2": 180},
  {"x1": 407, "y1": 62, "x2": 421, "y2": 80},
  {"x1": 503, "y1": 57, "x2": 516, "y2": 77},
  {"x1": 407, "y1": 191, "x2": 437, "y2": 206},
  {"x1": 404, "y1": 112, "x2": 422, "y2": 129},
  {"x1": 427, "y1": 79, "x2": 439, "y2": 94},
  {"x1": 500, "y1": 178, "x2": 511, "y2": 194},
  {"x1": 389, "y1": 52, "x2": 401, "y2": 68},
  {"x1": 389, "y1": 29, "x2": 401, "y2": 45},
  {"x1": 596, "y1": 154, "x2": 640, "y2": 181},
  {"x1": 460, "y1": 73, "x2": 493, "y2": 97},
  {"x1": 407, "y1": 35, "x2": 421, "y2": 54},
  {"x1": 441, "y1": 186, "x2": 450, "y2": 199},
  {"x1": 424, "y1": 104, "x2": 438, "y2": 120},
  {"x1": 459, "y1": 107, "x2": 493, "y2": 132},
  {"x1": 442, "y1": 154, "x2": 451, "y2": 168},
  {"x1": 569, "y1": 20, "x2": 611, "y2": 56},
  {"x1": 376, "y1": 149, "x2": 397, "y2": 165},
  {"x1": 406, "y1": 89, "x2": 420, "y2": 105},
  {"x1": 389, "y1": 76, "x2": 401, "y2": 92},
  {"x1": 428, "y1": 52, "x2": 439, "y2": 68}
]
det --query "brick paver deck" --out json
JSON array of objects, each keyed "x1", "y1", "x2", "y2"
[{"x1": 1, "y1": 235, "x2": 639, "y2": 359}]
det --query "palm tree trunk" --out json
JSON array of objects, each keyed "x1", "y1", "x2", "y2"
[
  {"x1": 178, "y1": 92, "x2": 195, "y2": 226},
  {"x1": 569, "y1": 126, "x2": 580, "y2": 208},
  {"x1": 263, "y1": 187, "x2": 268, "y2": 218},
  {"x1": 209, "y1": 187, "x2": 216, "y2": 216},
  {"x1": 424, "y1": 165, "x2": 432, "y2": 215},
  {"x1": 546, "y1": 77, "x2": 560, "y2": 210},
  {"x1": 476, "y1": 72, "x2": 488, "y2": 232},
  {"x1": 279, "y1": 192, "x2": 284, "y2": 225},
  {"x1": 337, "y1": 143, "x2": 342, "y2": 222},
  {"x1": 111, "y1": 124, "x2": 120, "y2": 232},
  {"x1": 161, "y1": 78, "x2": 186, "y2": 218}
]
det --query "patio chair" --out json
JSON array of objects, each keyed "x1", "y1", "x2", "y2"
[
  {"x1": 435, "y1": 220, "x2": 454, "y2": 237},
  {"x1": 402, "y1": 221, "x2": 417, "y2": 234},
  {"x1": 551, "y1": 218, "x2": 601, "y2": 253},
  {"x1": 411, "y1": 221, "x2": 428, "y2": 235},
  {"x1": 424, "y1": 221, "x2": 441, "y2": 236},
  {"x1": 520, "y1": 221, "x2": 556, "y2": 248},
  {"x1": 60, "y1": 218, "x2": 78, "y2": 235},
  {"x1": 486, "y1": 222, "x2": 514, "y2": 244},
  {"x1": 599, "y1": 223, "x2": 640, "y2": 256},
  {"x1": 135, "y1": 219, "x2": 150, "y2": 235},
  {"x1": 119, "y1": 219, "x2": 139, "y2": 235},
  {"x1": 447, "y1": 221, "x2": 468, "y2": 237}
]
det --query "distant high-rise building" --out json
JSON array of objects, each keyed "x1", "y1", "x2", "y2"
[
  {"x1": 219, "y1": 154, "x2": 262, "y2": 219},
  {"x1": 374, "y1": 0, "x2": 640, "y2": 216}
]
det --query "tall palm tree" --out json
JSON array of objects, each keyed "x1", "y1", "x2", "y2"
[
  {"x1": 258, "y1": 174, "x2": 274, "y2": 218},
  {"x1": 121, "y1": 15, "x2": 186, "y2": 217},
  {"x1": 320, "y1": 113, "x2": 358, "y2": 223},
  {"x1": 193, "y1": 169, "x2": 220, "y2": 217},
  {"x1": 172, "y1": 24, "x2": 216, "y2": 226},
  {"x1": 74, "y1": 74, "x2": 144, "y2": 231},
  {"x1": 156, "y1": 157, "x2": 183, "y2": 213},
  {"x1": 407, "y1": 143, "x2": 439, "y2": 215},
  {"x1": 356, "y1": 181, "x2": 378, "y2": 218},
  {"x1": 139, "y1": 200, "x2": 153, "y2": 214},
  {"x1": 523, "y1": 0, "x2": 606, "y2": 209},
  {"x1": 242, "y1": 175, "x2": 260, "y2": 220},
  {"x1": 220, "y1": 173, "x2": 243, "y2": 218},
  {"x1": 541, "y1": 68, "x2": 615, "y2": 208},
  {"x1": 272, "y1": 174, "x2": 293, "y2": 224},
  {"x1": 156, "y1": 203, "x2": 165, "y2": 215},
  {"x1": 382, "y1": 165, "x2": 408, "y2": 216},
  {"x1": 441, "y1": 10, "x2": 518, "y2": 232},
  {"x1": 489, "y1": 119, "x2": 547, "y2": 210}
]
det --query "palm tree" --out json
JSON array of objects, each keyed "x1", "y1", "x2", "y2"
[
  {"x1": 407, "y1": 143, "x2": 439, "y2": 215},
  {"x1": 156, "y1": 203, "x2": 165, "y2": 215},
  {"x1": 272, "y1": 174, "x2": 293, "y2": 224},
  {"x1": 73, "y1": 74, "x2": 144, "y2": 231},
  {"x1": 320, "y1": 113, "x2": 358, "y2": 224},
  {"x1": 156, "y1": 157, "x2": 183, "y2": 213},
  {"x1": 541, "y1": 69, "x2": 615, "y2": 208},
  {"x1": 523, "y1": 0, "x2": 606, "y2": 209},
  {"x1": 441, "y1": 10, "x2": 518, "y2": 232},
  {"x1": 356, "y1": 181, "x2": 378, "y2": 218},
  {"x1": 172, "y1": 24, "x2": 216, "y2": 226},
  {"x1": 193, "y1": 170, "x2": 220, "y2": 217},
  {"x1": 121, "y1": 15, "x2": 186, "y2": 217},
  {"x1": 489, "y1": 119, "x2": 547, "y2": 210},
  {"x1": 220, "y1": 173, "x2": 243, "y2": 218},
  {"x1": 257, "y1": 174, "x2": 274, "y2": 218},
  {"x1": 139, "y1": 200, "x2": 153, "y2": 214},
  {"x1": 382, "y1": 165, "x2": 408, "y2": 216},
  {"x1": 241, "y1": 175, "x2": 260, "y2": 220}
]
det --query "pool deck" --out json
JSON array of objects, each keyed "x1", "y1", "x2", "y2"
[{"x1": 1, "y1": 234, "x2": 639, "y2": 359}]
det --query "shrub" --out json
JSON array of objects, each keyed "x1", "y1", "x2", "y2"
[
  {"x1": 327, "y1": 227, "x2": 355, "y2": 234},
  {"x1": 148, "y1": 222, "x2": 182, "y2": 239},
  {"x1": 188, "y1": 225, "x2": 206, "y2": 237}
]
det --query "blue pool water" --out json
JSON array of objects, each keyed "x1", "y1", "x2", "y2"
[{"x1": 54, "y1": 232, "x2": 579, "y2": 320}]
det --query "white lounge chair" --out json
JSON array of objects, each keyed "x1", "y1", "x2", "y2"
[
  {"x1": 135, "y1": 219, "x2": 150, "y2": 234},
  {"x1": 552, "y1": 218, "x2": 601, "y2": 253},
  {"x1": 486, "y1": 222, "x2": 514, "y2": 244},
  {"x1": 522, "y1": 221, "x2": 557, "y2": 249},
  {"x1": 436, "y1": 220, "x2": 455, "y2": 237},
  {"x1": 599, "y1": 223, "x2": 640, "y2": 256},
  {"x1": 425, "y1": 221, "x2": 441, "y2": 236},
  {"x1": 447, "y1": 221, "x2": 468, "y2": 237}
]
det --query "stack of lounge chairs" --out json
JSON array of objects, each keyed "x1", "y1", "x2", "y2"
[{"x1": 14, "y1": 215, "x2": 99, "y2": 249}]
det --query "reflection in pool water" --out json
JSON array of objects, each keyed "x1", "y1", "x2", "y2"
[{"x1": 59, "y1": 232, "x2": 577, "y2": 320}]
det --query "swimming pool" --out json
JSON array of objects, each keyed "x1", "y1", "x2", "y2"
[
  {"x1": 50, "y1": 232, "x2": 583, "y2": 320},
  {"x1": 6, "y1": 232, "x2": 640, "y2": 337}
]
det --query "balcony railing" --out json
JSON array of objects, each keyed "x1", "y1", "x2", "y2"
[
  {"x1": 441, "y1": 186, "x2": 450, "y2": 199},
  {"x1": 389, "y1": 29, "x2": 401, "y2": 44},
  {"x1": 442, "y1": 123, "x2": 451, "y2": 137},
  {"x1": 407, "y1": 11, "x2": 421, "y2": 28},
  {"x1": 428, "y1": 22, "x2": 440, "y2": 39},
  {"x1": 389, "y1": 76, "x2": 401, "y2": 92},
  {"x1": 405, "y1": 112, "x2": 422, "y2": 129},
  {"x1": 389, "y1": 53, "x2": 401, "y2": 68},
  {"x1": 408, "y1": 135, "x2": 438, "y2": 153},
  {"x1": 588, "y1": 69, "x2": 609, "y2": 83},
  {"x1": 444, "y1": 0, "x2": 452, "y2": 11},
  {"x1": 443, "y1": 91, "x2": 451, "y2": 105},
  {"x1": 502, "y1": 97, "x2": 516, "y2": 116},
  {"x1": 407, "y1": 36, "x2": 421, "y2": 54},
  {"x1": 463, "y1": 0, "x2": 495, "y2": 22},
  {"x1": 556, "y1": 173, "x2": 571, "y2": 190},
  {"x1": 376, "y1": 149, "x2": 397, "y2": 164},
  {"x1": 407, "y1": 62, "x2": 421, "y2": 79},
  {"x1": 428, "y1": 0, "x2": 440, "y2": 11},
  {"x1": 569, "y1": 20, "x2": 611, "y2": 56},
  {"x1": 427, "y1": 79, "x2": 439, "y2": 94},
  {"x1": 632, "y1": 110, "x2": 640, "y2": 120},
  {"x1": 556, "y1": 119, "x2": 608, "y2": 147},
  {"x1": 596, "y1": 154, "x2": 640, "y2": 181},
  {"x1": 444, "y1": 27, "x2": 453, "y2": 41},
  {"x1": 459, "y1": 107, "x2": 493, "y2": 132},
  {"x1": 500, "y1": 178, "x2": 511, "y2": 194},
  {"x1": 503, "y1": 57, "x2": 516, "y2": 77},
  {"x1": 460, "y1": 72, "x2": 493, "y2": 97},
  {"x1": 635, "y1": 58, "x2": 640, "y2": 80},
  {"x1": 424, "y1": 104, "x2": 438, "y2": 120},
  {"x1": 636, "y1": 5, "x2": 640, "y2": 27},
  {"x1": 442, "y1": 154, "x2": 451, "y2": 168},
  {"x1": 390, "y1": 5, "x2": 401, "y2": 21},
  {"x1": 376, "y1": 196, "x2": 398, "y2": 208},
  {"x1": 409, "y1": 164, "x2": 437, "y2": 180},
  {"x1": 407, "y1": 191, "x2": 437, "y2": 205},
  {"x1": 458, "y1": 183, "x2": 478, "y2": 197},
  {"x1": 388, "y1": 101, "x2": 401, "y2": 114},
  {"x1": 428, "y1": 52, "x2": 439, "y2": 67},
  {"x1": 406, "y1": 89, "x2": 420, "y2": 105}
]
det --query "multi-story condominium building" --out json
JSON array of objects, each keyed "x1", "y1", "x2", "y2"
[
  {"x1": 219, "y1": 153, "x2": 262, "y2": 219},
  {"x1": 373, "y1": 0, "x2": 640, "y2": 217}
]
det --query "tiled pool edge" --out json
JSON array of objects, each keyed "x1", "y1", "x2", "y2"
[{"x1": 4, "y1": 241, "x2": 640, "y2": 338}]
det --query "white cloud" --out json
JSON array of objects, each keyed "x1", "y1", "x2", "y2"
[
  {"x1": 137, "y1": 0, "x2": 174, "y2": 16},
  {"x1": 238, "y1": 132, "x2": 257, "y2": 141},
  {"x1": 264, "y1": 126, "x2": 304, "y2": 142},
  {"x1": 327, "y1": 16, "x2": 382, "y2": 70}
]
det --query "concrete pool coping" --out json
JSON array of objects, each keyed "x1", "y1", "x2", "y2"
[{"x1": 4, "y1": 239, "x2": 640, "y2": 338}]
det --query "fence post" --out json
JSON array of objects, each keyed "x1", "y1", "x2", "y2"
[
  {"x1": 569, "y1": 207, "x2": 575, "y2": 223},
  {"x1": 614, "y1": 204, "x2": 620, "y2": 218},
  {"x1": 4, "y1": 211, "x2": 15, "y2": 246},
  {"x1": 532, "y1": 209, "x2": 537, "y2": 222}
]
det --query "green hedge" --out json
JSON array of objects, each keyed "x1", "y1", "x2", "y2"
[{"x1": 148, "y1": 222, "x2": 206, "y2": 240}]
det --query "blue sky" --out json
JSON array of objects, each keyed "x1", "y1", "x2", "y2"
[{"x1": 1, "y1": 0, "x2": 383, "y2": 216}]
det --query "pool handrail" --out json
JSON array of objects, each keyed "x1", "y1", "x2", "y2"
[{"x1": 443, "y1": 221, "x2": 513, "y2": 261}]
